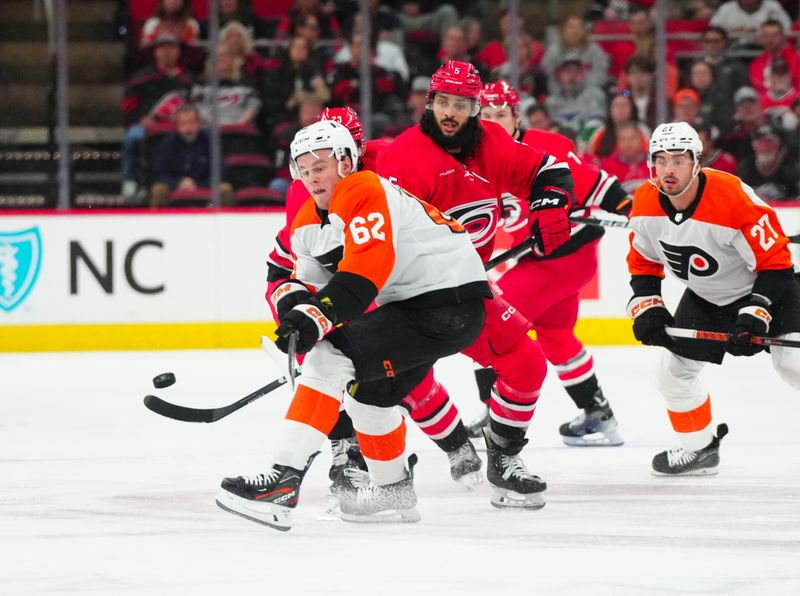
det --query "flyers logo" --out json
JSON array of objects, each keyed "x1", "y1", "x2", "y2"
[
  {"x1": 659, "y1": 241, "x2": 719, "y2": 280},
  {"x1": 446, "y1": 199, "x2": 499, "y2": 249}
]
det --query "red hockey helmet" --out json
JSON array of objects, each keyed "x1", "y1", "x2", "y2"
[
  {"x1": 480, "y1": 81, "x2": 520, "y2": 112},
  {"x1": 427, "y1": 60, "x2": 482, "y2": 104},
  {"x1": 317, "y1": 106, "x2": 364, "y2": 143}
]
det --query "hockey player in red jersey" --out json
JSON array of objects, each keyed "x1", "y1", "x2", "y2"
[
  {"x1": 470, "y1": 81, "x2": 633, "y2": 447},
  {"x1": 377, "y1": 61, "x2": 576, "y2": 509},
  {"x1": 217, "y1": 121, "x2": 489, "y2": 529},
  {"x1": 627, "y1": 121, "x2": 800, "y2": 475}
]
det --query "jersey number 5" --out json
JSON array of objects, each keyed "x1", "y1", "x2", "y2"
[
  {"x1": 350, "y1": 213, "x2": 386, "y2": 244},
  {"x1": 750, "y1": 214, "x2": 778, "y2": 251}
]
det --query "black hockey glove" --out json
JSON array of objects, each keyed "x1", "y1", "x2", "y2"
[
  {"x1": 725, "y1": 295, "x2": 771, "y2": 357},
  {"x1": 626, "y1": 295, "x2": 676, "y2": 348},
  {"x1": 528, "y1": 186, "x2": 572, "y2": 256},
  {"x1": 275, "y1": 299, "x2": 334, "y2": 354},
  {"x1": 269, "y1": 279, "x2": 313, "y2": 319}
]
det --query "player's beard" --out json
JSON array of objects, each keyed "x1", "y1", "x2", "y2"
[{"x1": 420, "y1": 111, "x2": 482, "y2": 160}]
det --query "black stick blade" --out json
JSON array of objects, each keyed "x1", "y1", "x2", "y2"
[{"x1": 144, "y1": 395, "x2": 215, "y2": 423}]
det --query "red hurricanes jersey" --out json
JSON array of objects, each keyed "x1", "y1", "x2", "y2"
[
  {"x1": 376, "y1": 120, "x2": 561, "y2": 262},
  {"x1": 627, "y1": 169, "x2": 793, "y2": 306},
  {"x1": 500, "y1": 129, "x2": 621, "y2": 247}
]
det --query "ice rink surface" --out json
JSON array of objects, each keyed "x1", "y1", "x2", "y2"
[{"x1": 2, "y1": 346, "x2": 799, "y2": 595}]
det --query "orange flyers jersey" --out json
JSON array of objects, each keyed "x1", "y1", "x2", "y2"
[
  {"x1": 627, "y1": 169, "x2": 793, "y2": 306},
  {"x1": 289, "y1": 170, "x2": 489, "y2": 306}
]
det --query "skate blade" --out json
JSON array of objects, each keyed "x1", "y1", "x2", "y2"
[
  {"x1": 561, "y1": 430, "x2": 624, "y2": 447},
  {"x1": 455, "y1": 471, "x2": 484, "y2": 490},
  {"x1": 490, "y1": 487, "x2": 545, "y2": 510},
  {"x1": 339, "y1": 507, "x2": 421, "y2": 524},
  {"x1": 651, "y1": 465, "x2": 719, "y2": 477},
  {"x1": 215, "y1": 490, "x2": 292, "y2": 531}
]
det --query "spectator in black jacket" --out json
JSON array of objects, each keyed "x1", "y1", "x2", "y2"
[
  {"x1": 121, "y1": 32, "x2": 194, "y2": 198},
  {"x1": 150, "y1": 105, "x2": 233, "y2": 207},
  {"x1": 737, "y1": 122, "x2": 799, "y2": 201}
]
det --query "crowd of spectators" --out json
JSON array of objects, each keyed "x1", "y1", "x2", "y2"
[{"x1": 119, "y1": 0, "x2": 800, "y2": 207}]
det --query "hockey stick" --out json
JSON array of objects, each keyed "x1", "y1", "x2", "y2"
[
  {"x1": 484, "y1": 240, "x2": 540, "y2": 270},
  {"x1": 143, "y1": 375, "x2": 289, "y2": 423},
  {"x1": 568, "y1": 214, "x2": 630, "y2": 228},
  {"x1": 483, "y1": 214, "x2": 628, "y2": 271},
  {"x1": 570, "y1": 215, "x2": 800, "y2": 247},
  {"x1": 287, "y1": 331, "x2": 299, "y2": 389},
  {"x1": 665, "y1": 326, "x2": 800, "y2": 349}
]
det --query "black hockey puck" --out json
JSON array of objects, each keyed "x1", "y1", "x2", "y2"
[{"x1": 153, "y1": 372, "x2": 176, "y2": 389}]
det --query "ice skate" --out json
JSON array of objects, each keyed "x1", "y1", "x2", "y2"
[
  {"x1": 446, "y1": 439, "x2": 483, "y2": 489},
  {"x1": 652, "y1": 424, "x2": 728, "y2": 476},
  {"x1": 484, "y1": 431, "x2": 546, "y2": 509},
  {"x1": 319, "y1": 437, "x2": 367, "y2": 521},
  {"x1": 559, "y1": 389, "x2": 624, "y2": 447},
  {"x1": 336, "y1": 454, "x2": 421, "y2": 523},
  {"x1": 465, "y1": 405, "x2": 490, "y2": 439},
  {"x1": 216, "y1": 453, "x2": 317, "y2": 531}
]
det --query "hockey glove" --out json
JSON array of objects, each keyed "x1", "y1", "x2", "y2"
[
  {"x1": 626, "y1": 295, "x2": 676, "y2": 348},
  {"x1": 529, "y1": 187, "x2": 572, "y2": 256},
  {"x1": 269, "y1": 279, "x2": 313, "y2": 319},
  {"x1": 726, "y1": 295, "x2": 771, "y2": 357},
  {"x1": 275, "y1": 299, "x2": 334, "y2": 354}
]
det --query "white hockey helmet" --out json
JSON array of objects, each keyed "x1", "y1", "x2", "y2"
[
  {"x1": 289, "y1": 120, "x2": 359, "y2": 179},
  {"x1": 648, "y1": 121, "x2": 702, "y2": 166}
]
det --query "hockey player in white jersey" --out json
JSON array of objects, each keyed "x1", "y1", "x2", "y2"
[
  {"x1": 216, "y1": 121, "x2": 490, "y2": 530},
  {"x1": 626, "y1": 121, "x2": 800, "y2": 475}
]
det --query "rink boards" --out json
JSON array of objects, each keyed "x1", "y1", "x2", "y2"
[{"x1": 1, "y1": 206, "x2": 799, "y2": 351}]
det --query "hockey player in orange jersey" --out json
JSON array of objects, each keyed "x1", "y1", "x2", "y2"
[
  {"x1": 216, "y1": 121, "x2": 490, "y2": 530},
  {"x1": 626, "y1": 121, "x2": 800, "y2": 475}
]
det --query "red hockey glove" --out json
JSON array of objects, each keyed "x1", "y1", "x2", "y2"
[
  {"x1": 726, "y1": 295, "x2": 771, "y2": 357},
  {"x1": 528, "y1": 187, "x2": 572, "y2": 256},
  {"x1": 275, "y1": 300, "x2": 334, "y2": 354},
  {"x1": 626, "y1": 295, "x2": 676, "y2": 348},
  {"x1": 269, "y1": 279, "x2": 313, "y2": 319}
]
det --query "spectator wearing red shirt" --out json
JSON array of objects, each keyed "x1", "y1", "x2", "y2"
[
  {"x1": 749, "y1": 19, "x2": 800, "y2": 94},
  {"x1": 585, "y1": 91, "x2": 649, "y2": 162},
  {"x1": 475, "y1": 9, "x2": 543, "y2": 72},
  {"x1": 598, "y1": 120, "x2": 649, "y2": 192},
  {"x1": 758, "y1": 56, "x2": 800, "y2": 118},
  {"x1": 695, "y1": 120, "x2": 738, "y2": 174}
]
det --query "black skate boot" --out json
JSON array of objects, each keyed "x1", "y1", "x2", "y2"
[
  {"x1": 559, "y1": 389, "x2": 624, "y2": 447},
  {"x1": 446, "y1": 439, "x2": 483, "y2": 489},
  {"x1": 216, "y1": 453, "x2": 318, "y2": 531},
  {"x1": 328, "y1": 435, "x2": 367, "y2": 482},
  {"x1": 484, "y1": 431, "x2": 546, "y2": 509},
  {"x1": 337, "y1": 454, "x2": 421, "y2": 523},
  {"x1": 652, "y1": 423, "x2": 729, "y2": 476},
  {"x1": 320, "y1": 437, "x2": 367, "y2": 520}
]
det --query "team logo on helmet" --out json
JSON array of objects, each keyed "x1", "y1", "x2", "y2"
[
  {"x1": 659, "y1": 241, "x2": 719, "y2": 280},
  {"x1": 480, "y1": 81, "x2": 520, "y2": 110},
  {"x1": 428, "y1": 60, "x2": 482, "y2": 103},
  {"x1": 317, "y1": 107, "x2": 364, "y2": 142},
  {"x1": 446, "y1": 198, "x2": 498, "y2": 249},
  {"x1": 0, "y1": 227, "x2": 42, "y2": 312}
]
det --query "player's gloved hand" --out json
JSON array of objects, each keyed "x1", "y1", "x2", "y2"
[
  {"x1": 275, "y1": 299, "x2": 334, "y2": 354},
  {"x1": 626, "y1": 295, "x2": 676, "y2": 348},
  {"x1": 726, "y1": 295, "x2": 771, "y2": 357},
  {"x1": 529, "y1": 187, "x2": 572, "y2": 256},
  {"x1": 269, "y1": 279, "x2": 313, "y2": 319}
]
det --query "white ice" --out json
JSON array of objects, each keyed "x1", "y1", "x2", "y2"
[{"x1": 1, "y1": 346, "x2": 799, "y2": 595}]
